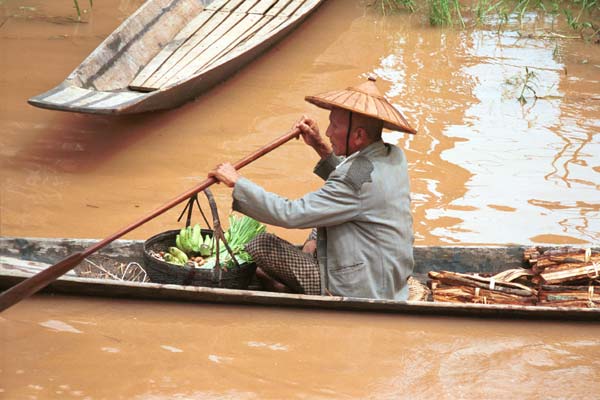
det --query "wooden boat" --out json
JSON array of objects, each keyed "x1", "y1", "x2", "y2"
[
  {"x1": 1, "y1": 236, "x2": 598, "y2": 321},
  {"x1": 27, "y1": 0, "x2": 325, "y2": 115}
]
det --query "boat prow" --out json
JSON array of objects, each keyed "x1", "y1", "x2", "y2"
[
  {"x1": 27, "y1": 84, "x2": 151, "y2": 115},
  {"x1": 28, "y1": 0, "x2": 326, "y2": 115}
]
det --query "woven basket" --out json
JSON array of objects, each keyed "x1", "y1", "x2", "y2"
[{"x1": 143, "y1": 230, "x2": 256, "y2": 289}]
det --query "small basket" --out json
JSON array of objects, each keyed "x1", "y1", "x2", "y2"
[{"x1": 142, "y1": 190, "x2": 256, "y2": 289}]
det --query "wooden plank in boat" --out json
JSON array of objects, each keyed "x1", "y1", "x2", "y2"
[
  {"x1": 48, "y1": 88, "x2": 105, "y2": 107},
  {"x1": 129, "y1": 10, "x2": 223, "y2": 90},
  {"x1": 83, "y1": 0, "x2": 202, "y2": 91},
  {"x1": 172, "y1": 13, "x2": 265, "y2": 82},
  {"x1": 131, "y1": 11, "x2": 229, "y2": 90},
  {"x1": 252, "y1": 1, "x2": 305, "y2": 37},
  {"x1": 247, "y1": 0, "x2": 280, "y2": 14},
  {"x1": 140, "y1": 10, "x2": 232, "y2": 89},
  {"x1": 235, "y1": 0, "x2": 261, "y2": 14},
  {"x1": 87, "y1": 92, "x2": 145, "y2": 109},
  {"x1": 151, "y1": 11, "x2": 252, "y2": 89},
  {"x1": 278, "y1": 0, "x2": 305, "y2": 17},
  {"x1": 255, "y1": 0, "x2": 321, "y2": 36},
  {"x1": 0, "y1": 257, "x2": 77, "y2": 277},
  {"x1": 205, "y1": 0, "x2": 246, "y2": 12},
  {"x1": 70, "y1": 92, "x2": 114, "y2": 107},
  {"x1": 196, "y1": 1, "x2": 296, "y2": 72},
  {"x1": 198, "y1": 14, "x2": 288, "y2": 74},
  {"x1": 134, "y1": 0, "x2": 298, "y2": 91},
  {"x1": 41, "y1": 86, "x2": 91, "y2": 104},
  {"x1": 293, "y1": 0, "x2": 321, "y2": 16},
  {"x1": 196, "y1": 14, "x2": 274, "y2": 73},
  {"x1": 265, "y1": 0, "x2": 294, "y2": 16},
  {"x1": 255, "y1": 14, "x2": 290, "y2": 36},
  {"x1": 130, "y1": 0, "x2": 254, "y2": 91}
]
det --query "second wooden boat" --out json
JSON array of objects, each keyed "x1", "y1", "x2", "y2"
[{"x1": 28, "y1": 0, "x2": 325, "y2": 115}]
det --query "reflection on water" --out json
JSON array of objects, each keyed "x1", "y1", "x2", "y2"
[{"x1": 376, "y1": 20, "x2": 599, "y2": 245}]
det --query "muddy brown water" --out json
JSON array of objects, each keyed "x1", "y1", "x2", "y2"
[
  {"x1": 2, "y1": 296, "x2": 600, "y2": 399},
  {"x1": 1, "y1": 0, "x2": 599, "y2": 398}
]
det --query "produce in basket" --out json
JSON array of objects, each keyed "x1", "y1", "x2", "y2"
[{"x1": 154, "y1": 214, "x2": 266, "y2": 268}]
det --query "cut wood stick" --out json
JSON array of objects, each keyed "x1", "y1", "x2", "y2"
[
  {"x1": 535, "y1": 252, "x2": 597, "y2": 268},
  {"x1": 539, "y1": 285, "x2": 599, "y2": 308},
  {"x1": 0, "y1": 128, "x2": 301, "y2": 312},
  {"x1": 428, "y1": 271, "x2": 536, "y2": 296},
  {"x1": 491, "y1": 268, "x2": 535, "y2": 283},
  {"x1": 540, "y1": 263, "x2": 600, "y2": 285},
  {"x1": 523, "y1": 247, "x2": 540, "y2": 262},
  {"x1": 430, "y1": 282, "x2": 537, "y2": 305},
  {"x1": 538, "y1": 300, "x2": 597, "y2": 308}
]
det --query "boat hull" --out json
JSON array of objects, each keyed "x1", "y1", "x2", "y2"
[{"x1": 1, "y1": 237, "x2": 598, "y2": 321}]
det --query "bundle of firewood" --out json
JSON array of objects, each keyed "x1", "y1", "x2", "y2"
[
  {"x1": 428, "y1": 247, "x2": 599, "y2": 308},
  {"x1": 526, "y1": 247, "x2": 599, "y2": 308},
  {"x1": 538, "y1": 285, "x2": 600, "y2": 307},
  {"x1": 428, "y1": 270, "x2": 537, "y2": 305}
]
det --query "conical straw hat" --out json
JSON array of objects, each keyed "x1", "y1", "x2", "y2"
[{"x1": 305, "y1": 77, "x2": 416, "y2": 134}]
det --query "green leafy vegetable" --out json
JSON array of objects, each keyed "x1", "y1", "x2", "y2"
[{"x1": 207, "y1": 214, "x2": 266, "y2": 268}]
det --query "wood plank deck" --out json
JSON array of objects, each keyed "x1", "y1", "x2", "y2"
[
  {"x1": 128, "y1": 12, "x2": 220, "y2": 90},
  {"x1": 175, "y1": 0, "x2": 309, "y2": 83},
  {"x1": 129, "y1": 0, "x2": 309, "y2": 92},
  {"x1": 150, "y1": 11, "x2": 250, "y2": 88},
  {"x1": 193, "y1": 14, "x2": 274, "y2": 74},
  {"x1": 134, "y1": 10, "x2": 231, "y2": 90}
]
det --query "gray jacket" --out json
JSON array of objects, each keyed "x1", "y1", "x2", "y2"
[{"x1": 232, "y1": 140, "x2": 414, "y2": 300}]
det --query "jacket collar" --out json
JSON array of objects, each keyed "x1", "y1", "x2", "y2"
[
  {"x1": 357, "y1": 140, "x2": 386, "y2": 157},
  {"x1": 336, "y1": 140, "x2": 386, "y2": 169}
]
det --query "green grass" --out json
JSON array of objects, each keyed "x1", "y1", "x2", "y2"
[
  {"x1": 428, "y1": 0, "x2": 465, "y2": 26},
  {"x1": 73, "y1": 0, "x2": 93, "y2": 19},
  {"x1": 374, "y1": 0, "x2": 599, "y2": 39}
]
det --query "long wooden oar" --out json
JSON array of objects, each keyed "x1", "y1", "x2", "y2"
[{"x1": 0, "y1": 128, "x2": 301, "y2": 312}]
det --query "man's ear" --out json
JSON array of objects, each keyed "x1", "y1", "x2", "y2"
[{"x1": 355, "y1": 127, "x2": 368, "y2": 145}]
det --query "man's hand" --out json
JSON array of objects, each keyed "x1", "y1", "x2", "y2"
[
  {"x1": 208, "y1": 162, "x2": 240, "y2": 187},
  {"x1": 302, "y1": 239, "x2": 317, "y2": 256},
  {"x1": 294, "y1": 115, "x2": 332, "y2": 159}
]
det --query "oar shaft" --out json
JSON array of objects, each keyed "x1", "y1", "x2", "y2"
[
  {"x1": 83, "y1": 176, "x2": 218, "y2": 257},
  {"x1": 0, "y1": 128, "x2": 300, "y2": 312}
]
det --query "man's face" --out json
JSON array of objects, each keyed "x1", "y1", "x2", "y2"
[{"x1": 325, "y1": 108, "x2": 351, "y2": 156}]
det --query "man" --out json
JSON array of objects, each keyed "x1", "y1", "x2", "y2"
[{"x1": 209, "y1": 77, "x2": 416, "y2": 300}]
